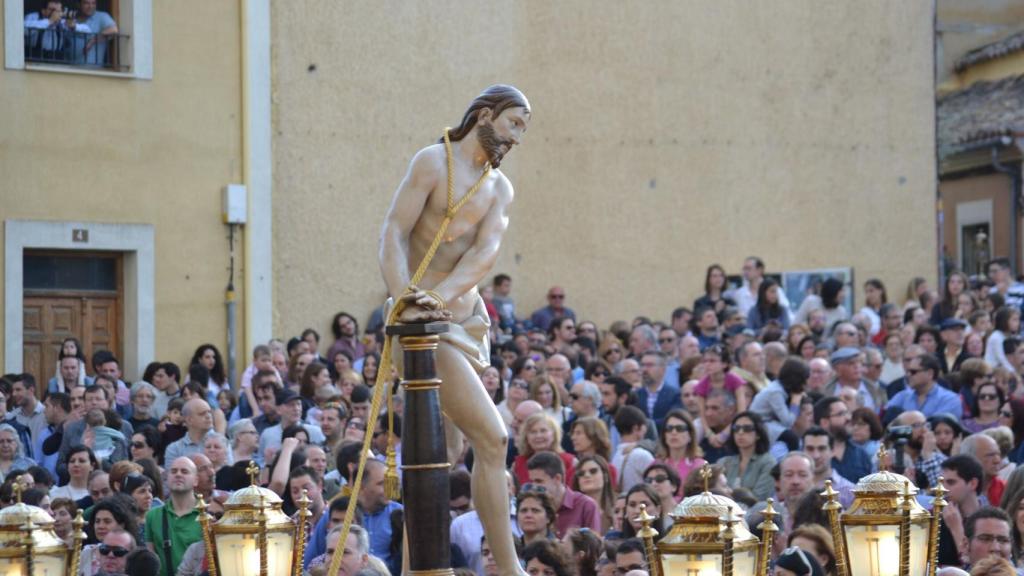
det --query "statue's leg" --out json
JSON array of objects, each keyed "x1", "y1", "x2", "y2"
[{"x1": 435, "y1": 343, "x2": 521, "y2": 576}]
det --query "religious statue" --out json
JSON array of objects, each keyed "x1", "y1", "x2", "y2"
[{"x1": 379, "y1": 84, "x2": 530, "y2": 575}]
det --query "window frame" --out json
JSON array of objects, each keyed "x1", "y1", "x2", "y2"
[{"x1": 5, "y1": 0, "x2": 152, "y2": 79}]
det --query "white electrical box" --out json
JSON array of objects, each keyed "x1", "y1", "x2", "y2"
[{"x1": 223, "y1": 184, "x2": 248, "y2": 224}]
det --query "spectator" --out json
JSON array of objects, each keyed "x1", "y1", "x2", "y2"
[
  {"x1": 513, "y1": 412, "x2": 576, "y2": 487},
  {"x1": 635, "y1": 351, "x2": 682, "y2": 429},
  {"x1": 357, "y1": 459, "x2": 402, "y2": 566},
  {"x1": 571, "y1": 455, "x2": 616, "y2": 534},
  {"x1": 986, "y1": 306, "x2": 1020, "y2": 374},
  {"x1": 961, "y1": 434, "x2": 1007, "y2": 508},
  {"x1": 824, "y1": 348, "x2": 886, "y2": 412},
  {"x1": 517, "y1": 490, "x2": 557, "y2": 551},
  {"x1": 530, "y1": 286, "x2": 576, "y2": 331},
  {"x1": 124, "y1": 548, "x2": 161, "y2": 576},
  {"x1": 70, "y1": 0, "x2": 118, "y2": 66},
  {"x1": 522, "y1": 539, "x2": 575, "y2": 576},
  {"x1": 750, "y1": 357, "x2": 808, "y2": 451},
  {"x1": 50, "y1": 445, "x2": 97, "y2": 502},
  {"x1": 0, "y1": 424, "x2": 35, "y2": 482},
  {"x1": 718, "y1": 412, "x2": 775, "y2": 500},
  {"x1": 128, "y1": 381, "x2": 159, "y2": 431},
  {"x1": 813, "y1": 396, "x2": 871, "y2": 484},
  {"x1": 965, "y1": 506, "x2": 1015, "y2": 572},
  {"x1": 802, "y1": 426, "x2": 855, "y2": 507},
  {"x1": 614, "y1": 538, "x2": 649, "y2": 575},
  {"x1": 144, "y1": 457, "x2": 203, "y2": 576},
  {"x1": 611, "y1": 406, "x2": 655, "y2": 492},
  {"x1": 526, "y1": 451, "x2": 600, "y2": 538},
  {"x1": 655, "y1": 408, "x2": 705, "y2": 487},
  {"x1": 886, "y1": 354, "x2": 962, "y2": 418},
  {"x1": 163, "y1": 399, "x2": 214, "y2": 463}
]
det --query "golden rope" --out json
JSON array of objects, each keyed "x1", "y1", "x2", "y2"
[{"x1": 326, "y1": 128, "x2": 490, "y2": 576}]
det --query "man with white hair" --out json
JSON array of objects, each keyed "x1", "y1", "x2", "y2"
[
  {"x1": 561, "y1": 381, "x2": 601, "y2": 453},
  {"x1": 961, "y1": 433, "x2": 1008, "y2": 507},
  {"x1": 733, "y1": 342, "x2": 769, "y2": 393},
  {"x1": 629, "y1": 324, "x2": 658, "y2": 359},
  {"x1": 806, "y1": 358, "x2": 833, "y2": 394}
]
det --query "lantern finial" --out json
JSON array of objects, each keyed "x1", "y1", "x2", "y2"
[
  {"x1": 700, "y1": 463, "x2": 712, "y2": 493},
  {"x1": 876, "y1": 444, "x2": 888, "y2": 472},
  {"x1": 635, "y1": 504, "x2": 661, "y2": 576},
  {"x1": 12, "y1": 481, "x2": 22, "y2": 505},
  {"x1": 247, "y1": 461, "x2": 260, "y2": 486}
]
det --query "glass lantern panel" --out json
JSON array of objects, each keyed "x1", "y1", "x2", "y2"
[
  {"x1": 663, "y1": 552, "x2": 722, "y2": 576},
  {"x1": 734, "y1": 547, "x2": 757, "y2": 575},
  {"x1": 846, "y1": 524, "x2": 902, "y2": 576},
  {"x1": 909, "y1": 522, "x2": 930, "y2": 576},
  {"x1": 267, "y1": 530, "x2": 296, "y2": 575},
  {"x1": 35, "y1": 553, "x2": 66, "y2": 576},
  {"x1": 0, "y1": 557, "x2": 24, "y2": 576},
  {"x1": 216, "y1": 533, "x2": 261, "y2": 576}
]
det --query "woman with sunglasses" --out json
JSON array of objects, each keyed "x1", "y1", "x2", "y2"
[
  {"x1": 655, "y1": 408, "x2": 705, "y2": 490},
  {"x1": 497, "y1": 377, "x2": 529, "y2": 429},
  {"x1": 960, "y1": 358, "x2": 996, "y2": 420},
  {"x1": 227, "y1": 418, "x2": 260, "y2": 466},
  {"x1": 717, "y1": 412, "x2": 775, "y2": 500},
  {"x1": 571, "y1": 455, "x2": 616, "y2": 533},
  {"x1": 515, "y1": 488, "x2": 557, "y2": 547},
  {"x1": 642, "y1": 462, "x2": 681, "y2": 512},
  {"x1": 999, "y1": 398, "x2": 1024, "y2": 464},
  {"x1": 965, "y1": 381, "x2": 1005, "y2": 433},
  {"x1": 597, "y1": 334, "x2": 625, "y2": 372}
]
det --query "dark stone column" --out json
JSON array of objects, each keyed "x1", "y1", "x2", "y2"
[{"x1": 387, "y1": 322, "x2": 452, "y2": 576}]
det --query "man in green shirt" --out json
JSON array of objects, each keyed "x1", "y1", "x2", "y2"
[{"x1": 144, "y1": 456, "x2": 202, "y2": 576}]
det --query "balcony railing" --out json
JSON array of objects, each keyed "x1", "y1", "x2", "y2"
[{"x1": 24, "y1": 29, "x2": 130, "y2": 71}]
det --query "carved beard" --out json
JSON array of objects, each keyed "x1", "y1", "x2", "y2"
[{"x1": 476, "y1": 120, "x2": 512, "y2": 169}]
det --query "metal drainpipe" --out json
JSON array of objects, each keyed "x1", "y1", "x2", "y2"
[{"x1": 991, "y1": 141, "x2": 1022, "y2": 275}]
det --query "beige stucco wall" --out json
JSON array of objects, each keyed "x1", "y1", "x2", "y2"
[
  {"x1": 272, "y1": 1, "x2": 938, "y2": 338},
  {"x1": 0, "y1": 2, "x2": 244, "y2": 379}
]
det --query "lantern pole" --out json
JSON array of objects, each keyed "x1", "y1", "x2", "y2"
[
  {"x1": 822, "y1": 480, "x2": 850, "y2": 576},
  {"x1": 899, "y1": 481, "x2": 913, "y2": 576},
  {"x1": 69, "y1": 510, "x2": 86, "y2": 576},
  {"x1": 929, "y1": 478, "x2": 949, "y2": 576},
  {"x1": 258, "y1": 491, "x2": 268, "y2": 576},
  {"x1": 757, "y1": 498, "x2": 778, "y2": 576},
  {"x1": 635, "y1": 503, "x2": 661, "y2": 576},
  {"x1": 294, "y1": 489, "x2": 311, "y2": 576},
  {"x1": 722, "y1": 512, "x2": 737, "y2": 576},
  {"x1": 197, "y1": 494, "x2": 219, "y2": 576}
]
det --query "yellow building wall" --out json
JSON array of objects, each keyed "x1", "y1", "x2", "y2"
[
  {"x1": 0, "y1": 2, "x2": 244, "y2": 379},
  {"x1": 271, "y1": 1, "x2": 938, "y2": 338}
]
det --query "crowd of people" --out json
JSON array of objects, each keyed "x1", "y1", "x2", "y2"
[{"x1": 10, "y1": 255, "x2": 1024, "y2": 576}]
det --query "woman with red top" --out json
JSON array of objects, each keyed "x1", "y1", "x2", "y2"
[
  {"x1": 513, "y1": 412, "x2": 577, "y2": 486},
  {"x1": 695, "y1": 344, "x2": 748, "y2": 443}
]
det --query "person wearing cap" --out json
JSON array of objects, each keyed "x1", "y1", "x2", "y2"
[
  {"x1": 258, "y1": 388, "x2": 326, "y2": 459},
  {"x1": 886, "y1": 354, "x2": 963, "y2": 418},
  {"x1": 938, "y1": 317, "x2": 971, "y2": 375},
  {"x1": 823, "y1": 347, "x2": 886, "y2": 412},
  {"x1": 162, "y1": 399, "x2": 214, "y2": 464}
]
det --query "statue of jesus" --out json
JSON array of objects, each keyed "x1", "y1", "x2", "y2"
[{"x1": 378, "y1": 84, "x2": 530, "y2": 576}]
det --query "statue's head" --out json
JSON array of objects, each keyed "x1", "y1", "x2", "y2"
[{"x1": 444, "y1": 84, "x2": 531, "y2": 168}]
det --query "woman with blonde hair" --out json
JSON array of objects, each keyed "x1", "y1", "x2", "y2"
[
  {"x1": 335, "y1": 369, "x2": 363, "y2": 400},
  {"x1": 529, "y1": 376, "x2": 570, "y2": 426},
  {"x1": 512, "y1": 412, "x2": 577, "y2": 486},
  {"x1": 597, "y1": 334, "x2": 625, "y2": 371}
]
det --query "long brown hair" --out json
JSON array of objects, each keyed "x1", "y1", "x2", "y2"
[{"x1": 443, "y1": 85, "x2": 530, "y2": 143}]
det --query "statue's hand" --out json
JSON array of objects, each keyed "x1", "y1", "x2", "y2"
[
  {"x1": 397, "y1": 303, "x2": 452, "y2": 324},
  {"x1": 401, "y1": 286, "x2": 444, "y2": 310}
]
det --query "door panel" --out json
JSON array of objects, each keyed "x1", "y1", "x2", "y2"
[{"x1": 23, "y1": 295, "x2": 120, "y2": 393}]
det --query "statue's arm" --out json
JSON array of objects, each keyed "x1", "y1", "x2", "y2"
[
  {"x1": 433, "y1": 176, "x2": 513, "y2": 304},
  {"x1": 379, "y1": 148, "x2": 439, "y2": 299}
]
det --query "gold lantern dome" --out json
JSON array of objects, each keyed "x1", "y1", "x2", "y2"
[
  {"x1": 644, "y1": 464, "x2": 765, "y2": 576},
  {"x1": 0, "y1": 498, "x2": 69, "y2": 576},
  {"x1": 218, "y1": 484, "x2": 292, "y2": 525},
  {"x1": 823, "y1": 447, "x2": 942, "y2": 576}
]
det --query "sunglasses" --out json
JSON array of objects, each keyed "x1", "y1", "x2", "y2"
[
  {"x1": 99, "y1": 545, "x2": 130, "y2": 558},
  {"x1": 604, "y1": 349, "x2": 621, "y2": 357},
  {"x1": 658, "y1": 338, "x2": 676, "y2": 344},
  {"x1": 347, "y1": 421, "x2": 365, "y2": 431},
  {"x1": 979, "y1": 393, "x2": 1000, "y2": 401},
  {"x1": 578, "y1": 467, "x2": 602, "y2": 478},
  {"x1": 732, "y1": 424, "x2": 756, "y2": 434},
  {"x1": 549, "y1": 294, "x2": 565, "y2": 300},
  {"x1": 510, "y1": 380, "x2": 530, "y2": 390},
  {"x1": 906, "y1": 368, "x2": 926, "y2": 376},
  {"x1": 644, "y1": 475, "x2": 669, "y2": 484},
  {"x1": 520, "y1": 483, "x2": 547, "y2": 493},
  {"x1": 131, "y1": 442, "x2": 147, "y2": 449},
  {"x1": 664, "y1": 424, "x2": 689, "y2": 434},
  {"x1": 1001, "y1": 410, "x2": 1014, "y2": 418}
]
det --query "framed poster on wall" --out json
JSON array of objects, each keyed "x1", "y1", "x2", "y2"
[{"x1": 782, "y1": 267, "x2": 855, "y2": 316}]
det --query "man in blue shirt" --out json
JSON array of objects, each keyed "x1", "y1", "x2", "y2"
[
  {"x1": 358, "y1": 459, "x2": 402, "y2": 565},
  {"x1": 886, "y1": 354, "x2": 962, "y2": 419},
  {"x1": 72, "y1": 0, "x2": 117, "y2": 66}
]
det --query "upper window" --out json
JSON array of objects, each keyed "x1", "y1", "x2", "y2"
[{"x1": 5, "y1": 0, "x2": 152, "y2": 78}]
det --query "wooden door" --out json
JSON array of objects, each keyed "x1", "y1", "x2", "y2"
[
  {"x1": 22, "y1": 251, "x2": 122, "y2": 390},
  {"x1": 22, "y1": 295, "x2": 120, "y2": 387}
]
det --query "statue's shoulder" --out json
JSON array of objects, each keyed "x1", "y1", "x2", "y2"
[
  {"x1": 491, "y1": 169, "x2": 514, "y2": 202},
  {"x1": 411, "y1": 143, "x2": 446, "y2": 167}
]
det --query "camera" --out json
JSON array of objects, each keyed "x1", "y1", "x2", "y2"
[{"x1": 885, "y1": 425, "x2": 914, "y2": 475}]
